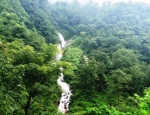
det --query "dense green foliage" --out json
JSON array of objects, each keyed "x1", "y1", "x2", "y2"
[
  {"x1": 47, "y1": 1, "x2": 150, "y2": 114},
  {"x1": 0, "y1": 0, "x2": 61, "y2": 114},
  {"x1": 20, "y1": 0, "x2": 59, "y2": 44},
  {"x1": 1, "y1": 0, "x2": 150, "y2": 114},
  {"x1": 0, "y1": 40, "x2": 59, "y2": 114}
]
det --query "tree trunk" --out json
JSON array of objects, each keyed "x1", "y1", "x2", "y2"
[{"x1": 25, "y1": 94, "x2": 32, "y2": 115}]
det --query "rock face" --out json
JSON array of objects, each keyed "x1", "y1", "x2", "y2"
[{"x1": 56, "y1": 33, "x2": 72, "y2": 114}]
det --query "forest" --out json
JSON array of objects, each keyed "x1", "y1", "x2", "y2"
[{"x1": 0, "y1": 0, "x2": 150, "y2": 115}]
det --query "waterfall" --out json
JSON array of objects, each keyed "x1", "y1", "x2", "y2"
[
  {"x1": 56, "y1": 33, "x2": 67, "y2": 61},
  {"x1": 58, "y1": 33, "x2": 66, "y2": 48},
  {"x1": 56, "y1": 44, "x2": 62, "y2": 61},
  {"x1": 56, "y1": 33, "x2": 72, "y2": 114}
]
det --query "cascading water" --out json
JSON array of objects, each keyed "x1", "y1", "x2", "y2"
[
  {"x1": 56, "y1": 33, "x2": 72, "y2": 114},
  {"x1": 58, "y1": 33, "x2": 66, "y2": 48},
  {"x1": 56, "y1": 33, "x2": 66, "y2": 61}
]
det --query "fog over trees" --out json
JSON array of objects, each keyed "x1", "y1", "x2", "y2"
[{"x1": 49, "y1": 0, "x2": 150, "y2": 5}]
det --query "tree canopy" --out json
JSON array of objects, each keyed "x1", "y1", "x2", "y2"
[{"x1": 0, "y1": 0, "x2": 150, "y2": 114}]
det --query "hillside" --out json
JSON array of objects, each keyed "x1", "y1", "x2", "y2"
[
  {"x1": 0, "y1": 0, "x2": 61, "y2": 114},
  {"x1": 0, "y1": 0, "x2": 150, "y2": 115}
]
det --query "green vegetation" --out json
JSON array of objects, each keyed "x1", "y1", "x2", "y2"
[
  {"x1": 0, "y1": 0, "x2": 150, "y2": 114},
  {"x1": 0, "y1": 0, "x2": 60, "y2": 114},
  {"x1": 48, "y1": 1, "x2": 150, "y2": 114}
]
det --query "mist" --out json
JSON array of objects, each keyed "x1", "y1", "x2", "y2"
[{"x1": 48, "y1": 0, "x2": 150, "y2": 5}]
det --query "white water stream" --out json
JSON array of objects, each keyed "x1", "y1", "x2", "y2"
[
  {"x1": 56, "y1": 33, "x2": 66, "y2": 61},
  {"x1": 56, "y1": 33, "x2": 72, "y2": 114}
]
